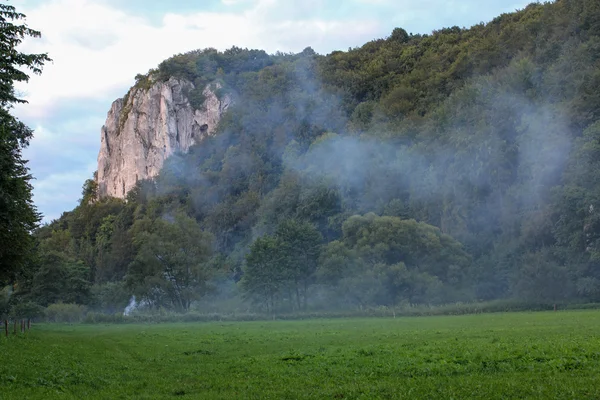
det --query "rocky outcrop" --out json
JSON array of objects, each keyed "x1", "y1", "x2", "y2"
[{"x1": 96, "y1": 77, "x2": 232, "y2": 198}]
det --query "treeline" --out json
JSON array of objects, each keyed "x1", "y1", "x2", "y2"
[{"x1": 4, "y1": 0, "x2": 600, "y2": 318}]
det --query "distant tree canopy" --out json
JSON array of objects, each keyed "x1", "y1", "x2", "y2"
[{"x1": 14, "y1": 0, "x2": 600, "y2": 316}]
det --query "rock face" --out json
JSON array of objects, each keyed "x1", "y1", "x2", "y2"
[{"x1": 96, "y1": 77, "x2": 232, "y2": 198}]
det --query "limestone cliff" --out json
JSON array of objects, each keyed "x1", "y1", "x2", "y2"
[{"x1": 96, "y1": 77, "x2": 232, "y2": 198}]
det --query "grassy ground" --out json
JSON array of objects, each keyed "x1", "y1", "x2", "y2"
[{"x1": 1, "y1": 311, "x2": 600, "y2": 399}]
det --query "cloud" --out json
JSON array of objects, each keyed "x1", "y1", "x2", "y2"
[
  {"x1": 65, "y1": 29, "x2": 120, "y2": 51},
  {"x1": 10, "y1": 0, "x2": 532, "y2": 222},
  {"x1": 13, "y1": 0, "x2": 385, "y2": 119}
]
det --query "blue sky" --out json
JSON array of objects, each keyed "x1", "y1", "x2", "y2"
[{"x1": 11, "y1": 0, "x2": 533, "y2": 222}]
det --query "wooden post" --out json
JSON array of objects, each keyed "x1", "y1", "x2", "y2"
[
  {"x1": 27, "y1": 319, "x2": 30, "y2": 330},
  {"x1": 4, "y1": 320, "x2": 7, "y2": 337},
  {"x1": 21, "y1": 320, "x2": 24, "y2": 333}
]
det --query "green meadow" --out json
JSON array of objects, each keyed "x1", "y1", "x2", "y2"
[{"x1": 2, "y1": 311, "x2": 600, "y2": 399}]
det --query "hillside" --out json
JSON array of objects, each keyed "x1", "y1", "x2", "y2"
[{"x1": 12, "y1": 0, "x2": 600, "y2": 315}]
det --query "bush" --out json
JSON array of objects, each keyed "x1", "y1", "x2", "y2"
[
  {"x1": 187, "y1": 86, "x2": 207, "y2": 110},
  {"x1": 83, "y1": 312, "x2": 125, "y2": 324},
  {"x1": 45, "y1": 303, "x2": 87, "y2": 323},
  {"x1": 74, "y1": 300, "x2": 600, "y2": 324}
]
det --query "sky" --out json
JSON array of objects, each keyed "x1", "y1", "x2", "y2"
[{"x1": 10, "y1": 0, "x2": 533, "y2": 222}]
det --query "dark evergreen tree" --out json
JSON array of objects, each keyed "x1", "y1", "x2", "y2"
[{"x1": 0, "y1": 3, "x2": 50, "y2": 284}]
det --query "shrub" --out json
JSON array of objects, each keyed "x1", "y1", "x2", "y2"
[
  {"x1": 45, "y1": 303, "x2": 87, "y2": 323},
  {"x1": 83, "y1": 312, "x2": 125, "y2": 324},
  {"x1": 187, "y1": 86, "x2": 207, "y2": 110}
]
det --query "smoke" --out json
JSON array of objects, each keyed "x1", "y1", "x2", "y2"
[
  {"x1": 279, "y1": 72, "x2": 573, "y2": 242},
  {"x1": 123, "y1": 295, "x2": 137, "y2": 316},
  {"x1": 123, "y1": 295, "x2": 151, "y2": 316}
]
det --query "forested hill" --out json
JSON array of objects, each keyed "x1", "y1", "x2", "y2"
[{"x1": 12, "y1": 0, "x2": 600, "y2": 315}]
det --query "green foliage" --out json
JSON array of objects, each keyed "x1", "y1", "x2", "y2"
[
  {"x1": 242, "y1": 219, "x2": 322, "y2": 311},
  {"x1": 0, "y1": 285, "x2": 10, "y2": 317},
  {"x1": 319, "y1": 214, "x2": 470, "y2": 306},
  {"x1": 118, "y1": 89, "x2": 133, "y2": 134},
  {"x1": 512, "y1": 250, "x2": 573, "y2": 302},
  {"x1": 241, "y1": 234, "x2": 283, "y2": 312},
  {"x1": 45, "y1": 302, "x2": 87, "y2": 323},
  {"x1": 186, "y1": 85, "x2": 207, "y2": 110},
  {"x1": 28, "y1": 251, "x2": 91, "y2": 306},
  {"x1": 155, "y1": 46, "x2": 275, "y2": 86},
  {"x1": 90, "y1": 282, "x2": 130, "y2": 314},
  {"x1": 9, "y1": 300, "x2": 43, "y2": 319},
  {"x1": 0, "y1": 4, "x2": 50, "y2": 284},
  {"x1": 29, "y1": 0, "x2": 600, "y2": 312},
  {"x1": 83, "y1": 311, "x2": 126, "y2": 323},
  {"x1": 0, "y1": 4, "x2": 51, "y2": 107},
  {"x1": 80, "y1": 178, "x2": 98, "y2": 205},
  {"x1": 126, "y1": 213, "x2": 214, "y2": 311},
  {"x1": 274, "y1": 220, "x2": 322, "y2": 309},
  {"x1": 133, "y1": 71, "x2": 155, "y2": 91}
]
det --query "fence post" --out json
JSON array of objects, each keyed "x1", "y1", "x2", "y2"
[
  {"x1": 13, "y1": 320, "x2": 17, "y2": 335},
  {"x1": 27, "y1": 319, "x2": 30, "y2": 330},
  {"x1": 4, "y1": 320, "x2": 7, "y2": 337}
]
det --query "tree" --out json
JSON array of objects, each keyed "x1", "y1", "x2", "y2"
[
  {"x1": 512, "y1": 249, "x2": 573, "y2": 303},
  {"x1": 81, "y1": 178, "x2": 98, "y2": 205},
  {"x1": 241, "y1": 220, "x2": 322, "y2": 312},
  {"x1": 0, "y1": 4, "x2": 51, "y2": 283},
  {"x1": 338, "y1": 213, "x2": 471, "y2": 280},
  {"x1": 318, "y1": 214, "x2": 471, "y2": 306},
  {"x1": 241, "y1": 235, "x2": 284, "y2": 313},
  {"x1": 27, "y1": 251, "x2": 91, "y2": 306},
  {"x1": 127, "y1": 213, "x2": 214, "y2": 311},
  {"x1": 275, "y1": 219, "x2": 322, "y2": 310},
  {"x1": 390, "y1": 27, "x2": 410, "y2": 43}
]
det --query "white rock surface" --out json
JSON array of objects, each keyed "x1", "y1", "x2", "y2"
[{"x1": 96, "y1": 77, "x2": 231, "y2": 198}]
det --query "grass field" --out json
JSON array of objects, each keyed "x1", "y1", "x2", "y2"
[{"x1": 2, "y1": 311, "x2": 600, "y2": 399}]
